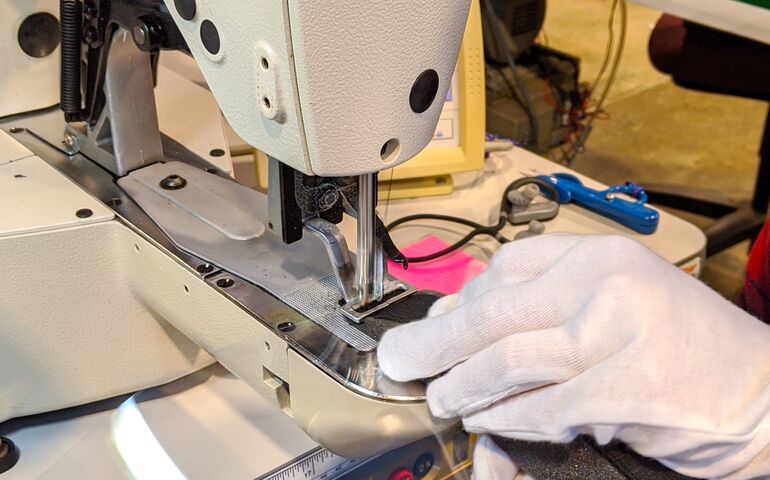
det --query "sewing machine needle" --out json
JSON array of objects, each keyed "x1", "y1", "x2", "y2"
[{"x1": 357, "y1": 172, "x2": 381, "y2": 307}]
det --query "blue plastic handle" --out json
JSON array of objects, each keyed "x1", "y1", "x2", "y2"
[{"x1": 536, "y1": 173, "x2": 660, "y2": 235}]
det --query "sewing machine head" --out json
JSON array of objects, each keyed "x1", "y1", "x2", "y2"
[
  {"x1": 61, "y1": 0, "x2": 471, "y2": 313},
  {"x1": 59, "y1": 0, "x2": 470, "y2": 176},
  {"x1": 170, "y1": 1, "x2": 468, "y2": 178}
]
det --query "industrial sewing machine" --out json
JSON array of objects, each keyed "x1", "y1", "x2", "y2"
[
  {"x1": 2, "y1": 1, "x2": 714, "y2": 477},
  {"x1": 0, "y1": 0, "x2": 474, "y2": 461}
]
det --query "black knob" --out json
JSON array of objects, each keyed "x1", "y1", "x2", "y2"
[{"x1": 0, "y1": 437, "x2": 20, "y2": 474}]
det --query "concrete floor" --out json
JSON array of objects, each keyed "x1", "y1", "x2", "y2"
[{"x1": 543, "y1": 0, "x2": 768, "y2": 300}]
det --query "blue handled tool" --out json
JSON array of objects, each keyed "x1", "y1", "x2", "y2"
[{"x1": 536, "y1": 173, "x2": 660, "y2": 234}]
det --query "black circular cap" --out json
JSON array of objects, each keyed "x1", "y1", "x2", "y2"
[
  {"x1": 200, "y1": 20, "x2": 220, "y2": 55},
  {"x1": 76, "y1": 208, "x2": 93, "y2": 218},
  {"x1": 160, "y1": 174, "x2": 187, "y2": 190},
  {"x1": 196, "y1": 263, "x2": 214, "y2": 274},
  {"x1": 0, "y1": 437, "x2": 20, "y2": 474},
  {"x1": 277, "y1": 322, "x2": 296, "y2": 333},
  {"x1": 409, "y1": 69, "x2": 440, "y2": 114},
  {"x1": 18, "y1": 12, "x2": 60, "y2": 58},
  {"x1": 174, "y1": 0, "x2": 197, "y2": 21}
]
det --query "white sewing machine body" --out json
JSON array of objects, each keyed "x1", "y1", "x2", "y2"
[
  {"x1": 0, "y1": 117, "x2": 442, "y2": 459},
  {"x1": 1, "y1": 0, "x2": 476, "y2": 459}
]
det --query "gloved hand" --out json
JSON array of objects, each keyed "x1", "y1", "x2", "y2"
[{"x1": 378, "y1": 234, "x2": 770, "y2": 480}]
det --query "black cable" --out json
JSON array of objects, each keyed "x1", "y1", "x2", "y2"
[
  {"x1": 387, "y1": 177, "x2": 560, "y2": 263},
  {"x1": 388, "y1": 214, "x2": 509, "y2": 263},
  {"x1": 482, "y1": 0, "x2": 540, "y2": 146}
]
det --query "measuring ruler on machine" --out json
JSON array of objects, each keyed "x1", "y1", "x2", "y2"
[{"x1": 257, "y1": 447, "x2": 371, "y2": 480}]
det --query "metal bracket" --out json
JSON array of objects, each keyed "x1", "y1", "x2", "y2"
[
  {"x1": 65, "y1": 28, "x2": 162, "y2": 176},
  {"x1": 303, "y1": 217, "x2": 357, "y2": 303},
  {"x1": 127, "y1": 162, "x2": 266, "y2": 241}
]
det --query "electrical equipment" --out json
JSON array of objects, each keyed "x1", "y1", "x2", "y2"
[{"x1": 483, "y1": 0, "x2": 589, "y2": 153}]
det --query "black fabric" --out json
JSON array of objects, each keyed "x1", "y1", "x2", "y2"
[
  {"x1": 601, "y1": 441, "x2": 697, "y2": 480},
  {"x1": 497, "y1": 436, "x2": 700, "y2": 480},
  {"x1": 352, "y1": 291, "x2": 442, "y2": 340},
  {"x1": 496, "y1": 437, "x2": 627, "y2": 479}
]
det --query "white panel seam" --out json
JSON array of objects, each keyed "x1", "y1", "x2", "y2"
[{"x1": 282, "y1": 0, "x2": 313, "y2": 174}]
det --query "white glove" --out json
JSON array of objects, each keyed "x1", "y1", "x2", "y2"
[{"x1": 378, "y1": 234, "x2": 770, "y2": 480}]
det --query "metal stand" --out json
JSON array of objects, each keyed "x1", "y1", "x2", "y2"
[
  {"x1": 645, "y1": 106, "x2": 770, "y2": 256},
  {"x1": 64, "y1": 28, "x2": 163, "y2": 177},
  {"x1": 0, "y1": 436, "x2": 20, "y2": 473}
]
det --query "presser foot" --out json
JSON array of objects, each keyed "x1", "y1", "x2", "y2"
[{"x1": 341, "y1": 281, "x2": 417, "y2": 323}]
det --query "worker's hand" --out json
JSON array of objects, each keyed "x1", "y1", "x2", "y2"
[{"x1": 378, "y1": 234, "x2": 770, "y2": 480}]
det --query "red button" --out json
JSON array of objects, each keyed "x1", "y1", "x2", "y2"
[{"x1": 389, "y1": 469, "x2": 414, "y2": 480}]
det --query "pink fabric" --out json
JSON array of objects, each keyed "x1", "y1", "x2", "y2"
[{"x1": 387, "y1": 236, "x2": 488, "y2": 294}]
